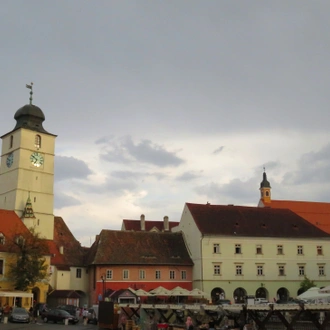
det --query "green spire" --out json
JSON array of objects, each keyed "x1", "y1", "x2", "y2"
[{"x1": 22, "y1": 192, "x2": 36, "y2": 219}]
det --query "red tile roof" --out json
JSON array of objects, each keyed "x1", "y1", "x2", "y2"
[
  {"x1": 122, "y1": 219, "x2": 179, "y2": 231},
  {"x1": 54, "y1": 216, "x2": 86, "y2": 267},
  {"x1": 261, "y1": 199, "x2": 330, "y2": 234},
  {"x1": 86, "y1": 230, "x2": 193, "y2": 266},
  {"x1": 0, "y1": 209, "x2": 34, "y2": 252},
  {"x1": 186, "y1": 203, "x2": 330, "y2": 238}
]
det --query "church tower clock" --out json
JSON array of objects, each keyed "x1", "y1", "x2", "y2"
[{"x1": 0, "y1": 84, "x2": 56, "y2": 239}]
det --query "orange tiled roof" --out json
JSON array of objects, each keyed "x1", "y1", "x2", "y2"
[
  {"x1": 0, "y1": 209, "x2": 33, "y2": 252},
  {"x1": 261, "y1": 199, "x2": 330, "y2": 234},
  {"x1": 54, "y1": 216, "x2": 87, "y2": 267}
]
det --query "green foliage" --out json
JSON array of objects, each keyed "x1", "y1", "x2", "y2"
[
  {"x1": 299, "y1": 275, "x2": 316, "y2": 293},
  {"x1": 8, "y1": 227, "x2": 50, "y2": 291}
]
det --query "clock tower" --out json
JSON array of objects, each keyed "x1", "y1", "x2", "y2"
[{"x1": 0, "y1": 87, "x2": 56, "y2": 239}]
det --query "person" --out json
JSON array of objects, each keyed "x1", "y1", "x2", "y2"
[
  {"x1": 82, "y1": 308, "x2": 88, "y2": 322},
  {"x1": 120, "y1": 313, "x2": 127, "y2": 330},
  {"x1": 33, "y1": 305, "x2": 39, "y2": 323},
  {"x1": 185, "y1": 316, "x2": 194, "y2": 330},
  {"x1": 29, "y1": 306, "x2": 33, "y2": 322}
]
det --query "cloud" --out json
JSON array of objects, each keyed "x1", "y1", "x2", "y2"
[
  {"x1": 54, "y1": 156, "x2": 93, "y2": 182},
  {"x1": 100, "y1": 136, "x2": 184, "y2": 167},
  {"x1": 176, "y1": 171, "x2": 202, "y2": 182},
  {"x1": 282, "y1": 143, "x2": 330, "y2": 185},
  {"x1": 213, "y1": 146, "x2": 225, "y2": 155},
  {"x1": 54, "y1": 191, "x2": 81, "y2": 209}
]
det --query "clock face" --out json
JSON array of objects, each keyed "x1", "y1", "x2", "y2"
[
  {"x1": 30, "y1": 152, "x2": 44, "y2": 167},
  {"x1": 6, "y1": 153, "x2": 14, "y2": 168}
]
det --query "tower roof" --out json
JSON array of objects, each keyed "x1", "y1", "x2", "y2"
[
  {"x1": 13, "y1": 104, "x2": 51, "y2": 134},
  {"x1": 260, "y1": 171, "x2": 271, "y2": 188}
]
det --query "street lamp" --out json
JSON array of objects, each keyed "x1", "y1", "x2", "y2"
[{"x1": 101, "y1": 275, "x2": 105, "y2": 301}]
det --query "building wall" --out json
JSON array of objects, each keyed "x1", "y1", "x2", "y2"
[
  {"x1": 172, "y1": 204, "x2": 203, "y2": 288},
  {"x1": 88, "y1": 265, "x2": 193, "y2": 305},
  {"x1": 55, "y1": 269, "x2": 71, "y2": 290},
  {"x1": 200, "y1": 235, "x2": 330, "y2": 301},
  {"x1": 0, "y1": 129, "x2": 55, "y2": 240}
]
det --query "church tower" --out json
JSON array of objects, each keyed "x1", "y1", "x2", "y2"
[
  {"x1": 0, "y1": 85, "x2": 56, "y2": 239},
  {"x1": 259, "y1": 169, "x2": 271, "y2": 204}
]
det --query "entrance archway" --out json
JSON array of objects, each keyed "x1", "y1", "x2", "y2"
[
  {"x1": 211, "y1": 287, "x2": 225, "y2": 303},
  {"x1": 256, "y1": 287, "x2": 268, "y2": 299},
  {"x1": 233, "y1": 287, "x2": 247, "y2": 304},
  {"x1": 277, "y1": 287, "x2": 289, "y2": 302}
]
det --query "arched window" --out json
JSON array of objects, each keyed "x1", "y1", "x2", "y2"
[
  {"x1": 9, "y1": 135, "x2": 13, "y2": 149},
  {"x1": 35, "y1": 135, "x2": 41, "y2": 148},
  {"x1": 265, "y1": 191, "x2": 269, "y2": 197}
]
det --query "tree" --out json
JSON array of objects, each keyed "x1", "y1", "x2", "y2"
[
  {"x1": 299, "y1": 275, "x2": 316, "y2": 293},
  {"x1": 8, "y1": 227, "x2": 50, "y2": 291}
]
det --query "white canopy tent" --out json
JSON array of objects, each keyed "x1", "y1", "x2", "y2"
[{"x1": 297, "y1": 287, "x2": 330, "y2": 302}]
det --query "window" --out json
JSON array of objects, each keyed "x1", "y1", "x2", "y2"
[
  {"x1": 278, "y1": 265, "x2": 285, "y2": 276},
  {"x1": 9, "y1": 135, "x2": 13, "y2": 149},
  {"x1": 277, "y1": 245, "x2": 284, "y2": 254},
  {"x1": 298, "y1": 265, "x2": 305, "y2": 276},
  {"x1": 123, "y1": 270, "x2": 129, "y2": 279},
  {"x1": 236, "y1": 265, "x2": 243, "y2": 275},
  {"x1": 213, "y1": 243, "x2": 220, "y2": 254},
  {"x1": 235, "y1": 244, "x2": 242, "y2": 254},
  {"x1": 106, "y1": 269, "x2": 112, "y2": 279},
  {"x1": 0, "y1": 260, "x2": 4, "y2": 275},
  {"x1": 317, "y1": 246, "x2": 323, "y2": 255},
  {"x1": 35, "y1": 135, "x2": 41, "y2": 148},
  {"x1": 169, "y1": 270, "x2": 175, "y2": 279},
  {"x1": 181, "y1": 270, "x2": 187, "y2": 280},
  {"x1": 256, "y1": 245, "x2": 262, "y2": 254},
  {"x1": 214, "y1": 264, "x2": 221, "y2": 275},
  {"x1": 0, "y1": 233, "x2": 5, "y2": 245},
  {"x1": 76, "y1": 268, "x2": 82, "y2": 278},
  {"x1": 319, "y1": 265, "x2": 325, "y2": 276},
  {"x1": 297, "y1": 245, "x2": 303, "y2": 255},
  {"x1": 139, "y1": 270, "x2": 145, "y2": 279},
  {"x1": 155, "y1": 270, "x2": 161, "y2": 279},
  {"x1": 257, "y1": 265, "x2": 263, "y2": 276}
]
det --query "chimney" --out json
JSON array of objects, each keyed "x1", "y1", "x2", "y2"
[
  {"x1": 59, "y1": 246, "x2": 64, "y2": 254},
  {"x1": 140, "y1": 214, "x2": 145, "y2": 231},
  {"x1": 164, "y1": 216, "x2": 169, "y2": 231}
]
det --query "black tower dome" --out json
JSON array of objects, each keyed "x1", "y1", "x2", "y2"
[
  {"x1": 13, "y1": 104, "x2": 50, "y2": 134},
  {"x1": 260, "y1": 171, "x2": 271, "y2": 188}
]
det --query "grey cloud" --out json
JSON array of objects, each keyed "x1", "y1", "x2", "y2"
[
  {"x1": 176, "y1": 171, "x2": 202, "y2": 182},
  {"x1": 194, "y1": 178, "x2": 258, "y2": 205},
  {"x1": 100, "y1": 136, "x2": 184, "y2": 167},
  {"x1": 282, "y1": 144, "x2": 330, "y2": 185},
  {"x1": 213, "y1": 146, "x2": 225, "y2": 155},
  {"x1": 55, "y1": 156, "x2": 93, "y2": 182},
  {"x1": 54, "y1": 192, "x2": 81, "y2": 209}
]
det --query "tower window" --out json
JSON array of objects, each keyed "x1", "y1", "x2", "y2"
[
  {"x1": 265, "y1": 191, "x2": 269, "y2": 197},
  {"x1": 9, "y1": 135, "x2": 13, "y2": 149},
  {"x1": 35, "y1": 135, "x2": 41, "y2": 149}
]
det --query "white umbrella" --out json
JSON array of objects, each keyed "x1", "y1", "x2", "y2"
[
  {"x1": 149, "y1": 286, "x2": 171, "y2": 295},
  {"x1": 134, "y1": 289, "x2": 152, "y2": 296},
  {"x1": 189, "y1": 288, "x2": 207, "y2": 297},
  {"x1": 170, "y1": 286, "x2": 191, "y2": 296}
]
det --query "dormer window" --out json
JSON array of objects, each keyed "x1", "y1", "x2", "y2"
[
  {"x1": 15, "y1": 235, "x2": 25, "y2": 246},
  {"x1": 0, "y1": 233, "x2": 5, "y2": 245},
  {"x1": 35, "y1": 135, "x2": 41, "y2": 149}
]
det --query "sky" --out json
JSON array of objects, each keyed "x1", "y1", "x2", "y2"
[{"x1": 1, "y1": 1, "x2": 330, "y2": 247}]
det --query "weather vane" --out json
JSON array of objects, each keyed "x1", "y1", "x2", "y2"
[{"x1": 26, "y1": 82, "x2": 33, "y2": 105}]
